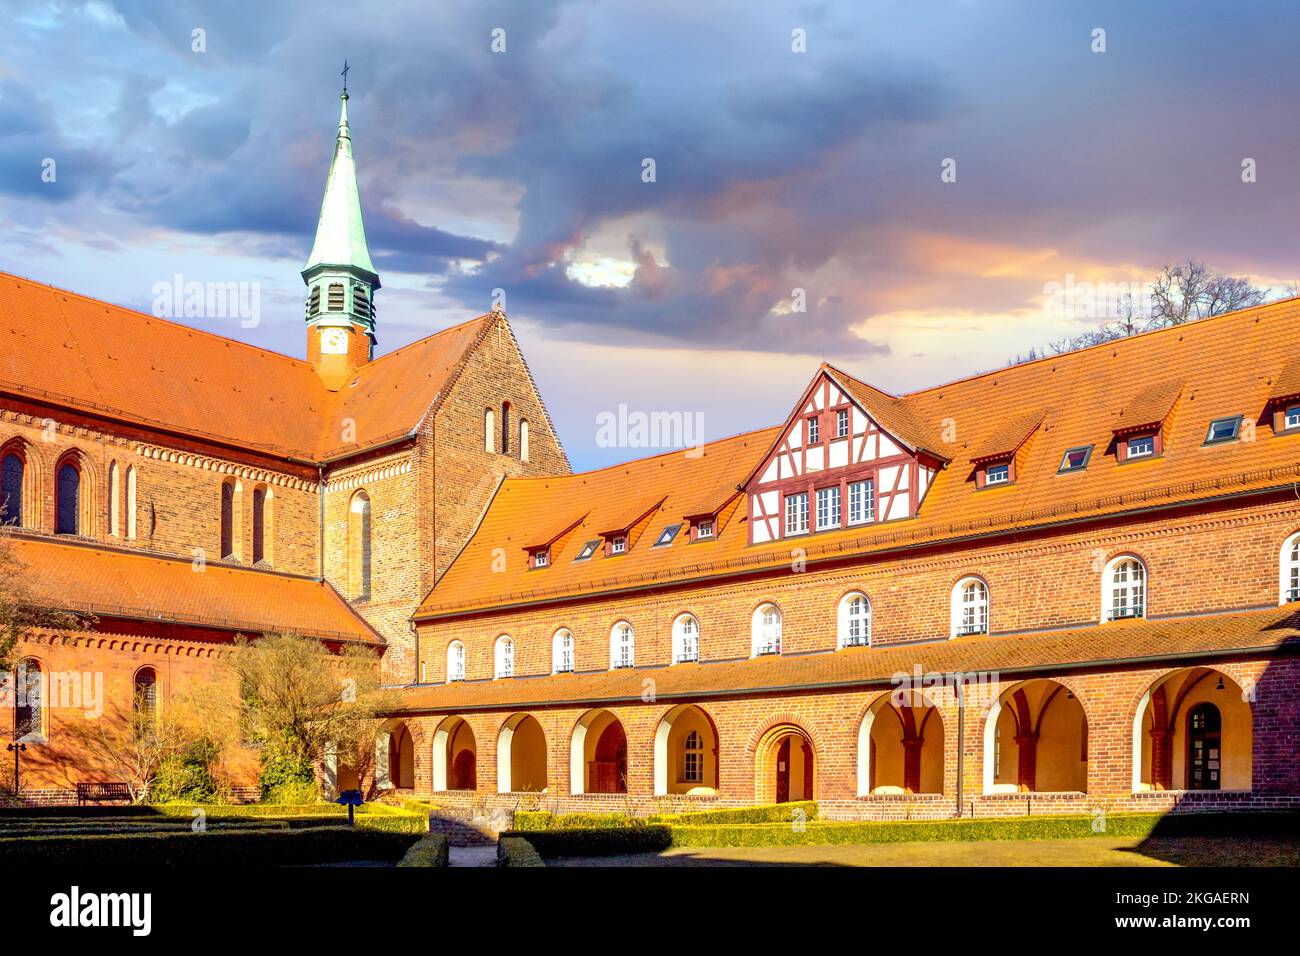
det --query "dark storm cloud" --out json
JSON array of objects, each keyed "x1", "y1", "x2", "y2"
[{"x1": 0, "y1": 78, "x2": 117, "y2": 201}]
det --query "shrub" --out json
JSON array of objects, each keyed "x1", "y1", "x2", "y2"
[
  {"x1": 651, "y1": 800, "x2": 818, "y2": 826},
  {"x1": 264, "y1": 779, "x2": 321, "y2": 806},
  {"x1": 502, "y1": 825, "x2": 672, "y2": 858},
  {"x1": 497, "y1": 836, "x2": 545, "y2": 867},
  {"x1": 513, "y1": 811, "x2": 644, "y2": 832},
  {"x1": 258, "y1": 743, "x2": 317, "y2": 802},
  {"x1": 397, "y1": 834, "x2": 449, "y2": 867},
  {"x1": 149, "y1": 739, "x2": 223, "y2": 805}
]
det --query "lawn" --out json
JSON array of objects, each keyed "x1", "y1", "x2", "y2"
[{"x1": 544, "y1": 834, "x2": 1300, "y2": 867}]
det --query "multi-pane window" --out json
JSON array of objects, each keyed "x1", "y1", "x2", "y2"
[
  {"x1": 683, "y1": 730, "x2": 703, "y2": 783},
  {"x1": 495, "y1": 637, "x2": 514, "y2": 679},
  {"x1": 674, "y1": 615, "x2": 699, "y2": 663},
  {"x1": 610, "y1": 535, "x2": 627, "y2": 555},
  {"x1": 447, "y1": 642, "x2": 466, "y2": 682},
  {"x1": 784, "y1": 492, "x2": 809, "y2": 535},
  {"x1": 753, "y1": 604, "x2": 782, "y2": 656},
  {"x1": 553, "y1": 630, "x2": 574, "y2": 673},
  {"x1": 15, "y1": 658, "x2": 41, "y2": 741},
  {"x1": 807, "y1": 416, "x2": 820, "y2": 445},
  {"x1": 815, "y1": 486, "x2": 841, "y2": 530},
  {"x1": 611, "y1": 622, "x2": 635, "y2": 669},
  {"x1": 56, "y1": 462, "x2": 80, "y2": 535},
  {"x1": 841, "y1": 593, "x2": 871, "y2": 647},
  {"x1": 1284, "y1": 535, "x2": 1300, "y2": 603},
  {"x1": 1, "y1": 453, "x2": 23, "y2": 526},
  {"x1": 954, "y1": 579, "x2": 988, "y2": 636},
  {"x1": 984, "y1": 463, "x2": 1010, "y2": 485},
  {"x1": 848, "y1": 480, "x2": 874, "y2": 525},
  {"x1": 1126, "y1": 435, "x2": 1155, "y2": 459},
  {"x1": 533, "y1": 550, "x2": 549, "y2": 568},
  {"x1": 1287, "y1": 405, "x2": 1300, "y2": 430},
  {"x1": 695, "y1": 519, "x2": 714, "y2": 539},
  {"x1": 1106, "y1": 557, "x2": 1146, "y2": 620},
  {"x1": 133, "y1": 667, "x2": 158, "y2": 741},
  {"x1": 836, "y1": 408, "x2": 850, "y2": 438}
]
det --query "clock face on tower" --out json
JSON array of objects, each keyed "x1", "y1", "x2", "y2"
[{"x1": 320, "y1": 327, "x2": 348, "y2": 355}]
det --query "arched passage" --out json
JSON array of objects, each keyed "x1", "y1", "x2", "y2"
[
  {"x1": 1133, "y1": 667, "x2": 1252, "y2": 792},
  {"x1": 376, "y1": 719, "x2": 415, "y2": 790},
  {"x1": 432, "y1": 716, "x2": 477, "y2": 792},
  {"x1": 857, "y1": 694, "x2": 944, "y2": 796},
  {"x1": 654, "y1": 704, "x2": 720, "y2": 796},
  {"x1": 983, "y1": 679, "x2": 1088, "y2": 794},
  {"x1": 570, "y1": 709, "x2": 628, "y2": 794},
  {"x1": 754, "y1": 722, "x2": 815, "y2": 804},
  {"x1": 497, "y1": 714, "x2": 547, "y2": 793}
]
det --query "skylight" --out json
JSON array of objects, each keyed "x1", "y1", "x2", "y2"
[
  {"x1": 1058, "y1": 445, "x2": 1093, "y2": 473},
  {"x1": 1204, "y1": 416, "x2": 1242, "y2": 445},
  {"x1": 575, "y1": 540, "x2": 600, "y2": 561},
  {"x1": 653, "y1": 523, "x2": 682, "y2": 547}
]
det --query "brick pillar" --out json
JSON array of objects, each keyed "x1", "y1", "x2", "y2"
[
  {"x1": 1149, "y1": 729, "x2": 1172, "y2": 790},
  {"x1": 902, "y1": 737, "x2": 925, "y2": 794},
  {"x1": 1014, "y1": 733, "x2": 1038, "y2": 791}
]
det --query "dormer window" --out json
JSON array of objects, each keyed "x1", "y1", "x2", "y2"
[
  {"x1": 806, "y1": 416, "x2": 820, "y2": 445},
  {"x1": 1204, "y1": 416, "x2": 1241, "y2": 445},
  {"x1": 836, "y1": 408, "x2": 849, "y2": 438},
  {"x1": 653, "y1": 524, "x2": 681, "y2": 548},
  {"x1": 1125, "y1": 434, "x2": 1155, "y2": 460},
  {"x1": 984, "y1": 463, "x2": 1010, "y2": 486},
  {"x1": 531, "y1": 550, "x2": 549, "y2": 569},
  {"x1": 575, "y1": 540, "x2": 600, "y2": 561},
  {"x1": 1058, "y1": 446, "x2": 1093, "y2": 473},
  {"x1": 694, "y1": 518, "x2": 714, "y2": 540},
  {"x1": 1287, "y1": 405, "x2": 1300, "y2": 430},
  {"x1": 609, "y1": 535, "x2": 627, "y2": 556}
]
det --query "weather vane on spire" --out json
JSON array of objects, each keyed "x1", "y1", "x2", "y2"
[{"x1": 341, "y1": 60, "x2": 350, "y2": 95}]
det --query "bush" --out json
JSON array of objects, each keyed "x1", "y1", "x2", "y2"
[
  {"x1": 513, "y1": 811, "x2": 645, "y2": 832},
  {"x1": 0, "y1": 826, "x2": 421, "y2": 867},
  {"x1": 652, "y1": 800, "x2": 818, "y2": 826},
  {"x1": 502, "y1": 826, "x2": 672, "y2": 858},
  {"x1": 397, "y1": 834, "x2": 449, "y2": 867},
  {"x1": 149, "y1": 739, "x2": 224, "y2": 804},
  {"x1": 497, "y1": 836, "x2": 545, "y2": 867},
  {"x1": 258, "y1": 743, "x2": 317, "y2": 802}
]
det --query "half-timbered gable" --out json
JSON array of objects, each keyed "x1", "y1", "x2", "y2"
[{"x1": 743, "y1": 366, "x2": 948, "y2": 544}]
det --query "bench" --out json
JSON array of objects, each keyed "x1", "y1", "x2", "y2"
[{"x1": 76, "y1": 782, "x2": 133, "y2": 806}]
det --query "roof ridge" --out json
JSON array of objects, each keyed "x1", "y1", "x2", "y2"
[{"x1": 365, "y1": 311, "x2": 495, "y2": 367}]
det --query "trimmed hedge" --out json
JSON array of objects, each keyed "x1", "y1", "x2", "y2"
[
  {"x1": 513, "y1": 811, "x2": 647, "y2": 832},
  {"x1": 397, "y1": 834, "x2": 450, "y2": 868},
  {"x1": 497, "y1": 836, "x2": 546, "y2": 867},
  {"x1": 501, "y1": 826, "x2": 673, "y2": 858},
  {"x1": 652, "y1": 800, "x2": 818, "y2": 826},
  {"x1": 0, "y1": 826, "x2": 422, "y2": 867}
]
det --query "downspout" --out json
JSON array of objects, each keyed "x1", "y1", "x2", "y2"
[
  {"x1": 317, "y1": 464, "x2": 325, "y2": 580},
  {"x1": 955, "y1": 681, "x2": 965, "y2": 817}
]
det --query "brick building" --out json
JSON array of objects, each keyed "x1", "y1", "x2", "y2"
[{"x1": 3, "y1": 87, "x2": 1299, "y2": 816}]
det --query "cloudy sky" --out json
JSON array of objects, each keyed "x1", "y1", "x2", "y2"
[{"x1": 2, "y1": 0, "x2": 1298, "y2": 469}]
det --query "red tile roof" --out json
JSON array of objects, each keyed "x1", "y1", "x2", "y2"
[
  {"x1": 391, "y1": 605, "x2": 1300, "y2": 713},
  {"x1": 1112, "y1": 379, "x2": 1183, "y2": 435},
  {"x1": 0, "y1": 272, "x2": 493, "y2": 462},
  {"x1": 419, "y1": 296, "x2": 1300, "y2": 618},
  {"x1": 6, "y1": 533, "x2": 382, "y2": 644}
]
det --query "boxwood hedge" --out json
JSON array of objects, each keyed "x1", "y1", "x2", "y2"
[
  {"x1": 497, "y1": 836, "x2": 546, "y2": 867},
  {"x1": 500, "y1": 826, "x2": 673, "y2": 858},
  {"x1": 397, "y1": 834, "x2": 450, "y2": 867}
]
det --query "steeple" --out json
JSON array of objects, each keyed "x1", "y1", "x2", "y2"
[{"x1": 303, "y1": 65, "x2": 380, "y2": 390}]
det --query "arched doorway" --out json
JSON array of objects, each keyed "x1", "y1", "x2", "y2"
[
  {"x1": 384, "y1": 722, "x2": 415, "y2": 790},
  {"x1": 654, "y1": 704, "x2": 719, "y2": 796},
  {"x1": 754, "y1": 723, "x2": 815, "y2": 804},
  {"x1": 497, "y1": 714, "x2": 547, "y2": 793},
  {"x1": 570, "y1": 710, "x2": 628, "y2": 794},
  {"x1": 857, "y1": 694, "x2": 944, "y2": 796},
  {"x1": 1133, "y1": 668, "x2": 1251, "y2": 792},
  {"x1": 432, "y1": 716, "x2": 477, "y2": 792},
  {"x1": 983, "y1": 680, "x2": 1087, "y2": 794}
]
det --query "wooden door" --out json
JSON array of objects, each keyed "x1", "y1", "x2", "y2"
[
  {"x1": 775, "y1": 737, "x2": 791, "y2": 803},
  {"x1": 1187, "y1": 703, "x2": 1221, "y2": 791}
]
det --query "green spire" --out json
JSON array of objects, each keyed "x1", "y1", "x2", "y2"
[{"x1": 303, "y1": 87, "x2": 378, "y2": 284}]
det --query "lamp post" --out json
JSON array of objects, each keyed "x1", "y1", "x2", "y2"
[{"x1": 7, "y1": 741, "x2": 25, "y2": 798}]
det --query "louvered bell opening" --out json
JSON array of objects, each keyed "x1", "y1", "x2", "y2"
[
  {"x1": 327, "y1": 283, "x2": 346, "y2": 311},
  {"x1": 306, "y1": 285, "x2": 321, "y2": 317},
  {"x1": 353, "y1": 285, "x2": 370, "y2": 320}
]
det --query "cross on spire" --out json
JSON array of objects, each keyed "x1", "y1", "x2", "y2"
[{"x1": 341, "y1": 60, "x2": 349, "y2": 94}]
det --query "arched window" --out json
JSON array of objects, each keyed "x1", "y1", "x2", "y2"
[
  {"x1": 1280, "y1": 533, "x2": 1300, "y2": 604},
  {"x1": 133, "y1": 667, "x2": 158, "y2": 739},
  {"x1": 252, "y1": 485, "x2": 267, "y2": 564},
  {"x1": 1, "y1": 452, "x2": 24, "y2": 527},
  {"x1": 673, "y1": 614, "x2": 699, "y2": 663},
  {"x1": 125, "y1": 466, "x2": 137, "y2": 540},
  {"x1": 15, "y1": 658, "x2": 42, "y2": 741},
  {"x1": 108, "y1": 461, "x2": 120, "y2": 536},
  {"x1": 220, "y1": 478, "x2": 241, "y2": 560},
  {"x1": 683, "y1": 730, "x2": 704, "y2": 783},
  {"x1": 838, "y1": 592, "x2": 871, "y2": 648},
  {"x1": 951, "y1": 577, "x2": 988, "y2": 637},
  {"x1": 553, "y1": 629, "x2": 575, "y2": 674},
  {"x1": 348, "y1": 491, "x2": 371, "y2": 600},
  {"x1": 447, "y1": 641, "x2": 466, "y2": 682},
  {"x1": 495, "y1": 636, "x2": 515, "y2": 679},
  {"x1": 520, "y1": 420, "x2": 530, "y2": 463},
  {"x1": 484, "y1": 408, "x2": 496, "y2": 453},
  {"x1": 752, "y1": 603, "x2": 782, "y2": 656},
  {"x1": 501, "y1": 402, "x2": 511, "y2": 456},
  {"x1": 610, "y1": 621, "x2": 635, "y2": 669},
  {"x1": 1103, "y1": 556, "x2": 1146, "y2": 621},
  {"x1": 56, "y1": 460, "x2": 80, "y2": 535}
]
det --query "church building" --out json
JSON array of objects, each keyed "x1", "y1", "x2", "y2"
[{"x1": 3, "y1": 87, "x2": 1299, "y2": 817}]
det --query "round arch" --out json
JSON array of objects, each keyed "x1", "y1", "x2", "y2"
[
  {"x1": 570, "y1": 709, "x2": 628, "y2": 794},
  {"x1": 752, "y1": 720, "x2": 816, "y2": 804},
  {"x1": 982, "y1": 678, "x2": 1088, "y2": 795},
  {"x1": 497, "y1": 713, "x2": 547, "y2": 794},
  {"x1": 431, "y1": 715, "x2": 477, "y2": 792},
  {"x1": 653, "y1": 703, "x2": 720, "y2": 796},
  {"x1": 857, "y1": 690, "x2": 944, "y2": 796},
  {"x1": 1132, "y1": 667, "x2": 1252, "y2": 793}
]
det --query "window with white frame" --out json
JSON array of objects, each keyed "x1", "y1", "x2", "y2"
[
  {"x1": 848, "y1": 479, "x2": 875, "y2": 525},
  {"x1": 1126, "y1": 434, "x2": 1155, "y2": 459},
  {"x1": 807, "y1": 416, "x2": 820, "y2": 445},
  {"x1": 1287, "y1": 405, "x2": 1300, "y2": 430},
  {"x1": 683, "y1": 730, "x2": 704, "y2": 783},
  {"x1": 494, "y1": 636, "x2": 514, "y2": 679},
  {"x1": 1281, "y1": 533, "x2": 1300, "y2": 604},
  {"x1": 836, "y1": 408, "x2": 849, "y2": 438},
  {"x1": 610, "y1": 622, "x2": 635, "y2": 669},
  {"x1": 984, "y1": 462, "x2": 1010, "y2": 485},
  {"x1": 752, "y1": 603, "x2": 782, "y2": 656},
  {"x1": 951, "y1": 578, "x2": 988, "y2": 637},
  {"x1": 695, "y1": 518, "x2": 714, "y2": 540},
  {"x1": 785, "y1": 492, "x2": 809, "y2": 535},
  {"x1": 838, "y1": 592, "x2": 871, "y2": 648},
  {"x1": 552, "y1": 629, "x2": 574, "y2": 674},
  {"x1": 815, "y1": 486, "x2": 841, "y2": 530},
  {"x1": 447, "y1": 641, "x2": 465, "y2": 682},
  {"x1": 673, "y1": 614, "x2": 699, "y2": 663},
  {"x1": 1104, "y1": 556, "x2": 1146, "y2": 620},
  {"x1": 609, "y1": 535, "x2": 627, "y2": 555}
]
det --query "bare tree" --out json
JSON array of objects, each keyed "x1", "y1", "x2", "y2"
[{"x1": 1148, "y1": 260, "x2": 1265, "y2": 327}]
